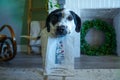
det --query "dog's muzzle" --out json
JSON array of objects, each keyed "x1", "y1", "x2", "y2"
[{"x1": 56, "y1": 25, "x2": 67, "y2": 37}]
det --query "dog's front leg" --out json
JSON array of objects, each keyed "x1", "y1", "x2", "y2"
[{"x1": 41, "y1": 29, "x2": 48, "y2": 68}]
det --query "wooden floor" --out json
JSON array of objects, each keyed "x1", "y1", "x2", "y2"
[
  {"x1": 1, "y1": 53, "x2": 120, "y2": 80},
  {"x1": 75, "y1": 55, "x2": 120, "y2": 69},
  {"x1": 0, "y1": 52, "x2": 43, "y2": 68},
  {"x1": 0, "y1": 52, "x2": 120, "y2": 69}
]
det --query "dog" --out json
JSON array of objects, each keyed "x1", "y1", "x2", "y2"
[{"x1": 41, "y1": 8, "x2": 81, "y2": 65}]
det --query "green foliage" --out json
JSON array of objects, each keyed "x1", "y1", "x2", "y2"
[
  {"x1": 49, "y1": 0, "x2": 60, "y2": 9},
  {"x1": 81, "y1": 19, "x2": 116, "y2": 56}
]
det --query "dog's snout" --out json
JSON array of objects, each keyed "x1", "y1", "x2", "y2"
[
  {"x1": 57, "y1": 25, "x2": 66, "y2": 32},
  {"x1": 56, "y1": 25, "x2": 67, "y2": 37}
]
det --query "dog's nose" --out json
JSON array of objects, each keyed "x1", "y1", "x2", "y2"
[
  {"x1": 57, "y1": 25, "x2": 66, "y2": 32},
  {"x1": 56, "y1": 25, "x2": 67, "y2": 37}
]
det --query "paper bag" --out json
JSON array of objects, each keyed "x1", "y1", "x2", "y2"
[{"x1": 44, "y1": 35, "x2": 76, "y2": 76}]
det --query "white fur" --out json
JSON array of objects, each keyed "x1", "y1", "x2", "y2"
[
  {"x1": 49, "y1": 9, "x2": 76, "y2": 37},
  {"x1": 41, "y1": 9, "x2": 80, "y2": 65}
]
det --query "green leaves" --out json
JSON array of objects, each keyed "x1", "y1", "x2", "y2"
[
  {"x1": 81, "y1": 19, "x2": 116, "y2": 56},
  {"x1": 49, "y1": 1, "x2": 60, "y2": 9}
]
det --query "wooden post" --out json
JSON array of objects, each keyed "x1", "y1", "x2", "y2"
[{"x1": 27, "y1": 0, "x2": 32, "y2": 54}]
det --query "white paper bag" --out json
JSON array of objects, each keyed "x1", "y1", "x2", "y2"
[{"x1": 44, "y1": 35, "x2": 76, "y2": 76}]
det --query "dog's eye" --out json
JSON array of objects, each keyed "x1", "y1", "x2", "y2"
[
  {"x1": 67, "y1": 15, "x2": 73, "y2": 21},
  {"x1": 51, "y1": 16, "x2": 58, "y2": 25},
  {"x1": 52, "y1": 15, "x2": 57, "y2": 21}
]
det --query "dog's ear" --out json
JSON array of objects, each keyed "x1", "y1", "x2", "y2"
[
  {"x1": 70, "y1": 11, "x2": 81, "y2": 32},
  {"x1": 45, "y1": 14, "x2": 51, "y2": 32}
]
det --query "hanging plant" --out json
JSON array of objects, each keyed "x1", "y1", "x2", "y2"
[
  {"x1": 49, "y1": 0, "x2": 60, "y2": 13},
  {"x1": 81, "y1": 19, "x2": 116, "y2": 56}
]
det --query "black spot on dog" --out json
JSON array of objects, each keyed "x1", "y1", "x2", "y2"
[{"x1": 46, "y1": 8, "x2": 64, "y2": 32}]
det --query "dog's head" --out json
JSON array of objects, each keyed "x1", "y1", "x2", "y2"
[{"x1": 46, "y1": 8, "x2": 81, "y2": 37}]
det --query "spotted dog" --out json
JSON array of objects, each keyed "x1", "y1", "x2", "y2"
[{"x1": 41, "y1": 8, "x2": 81, "y2": 63}]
